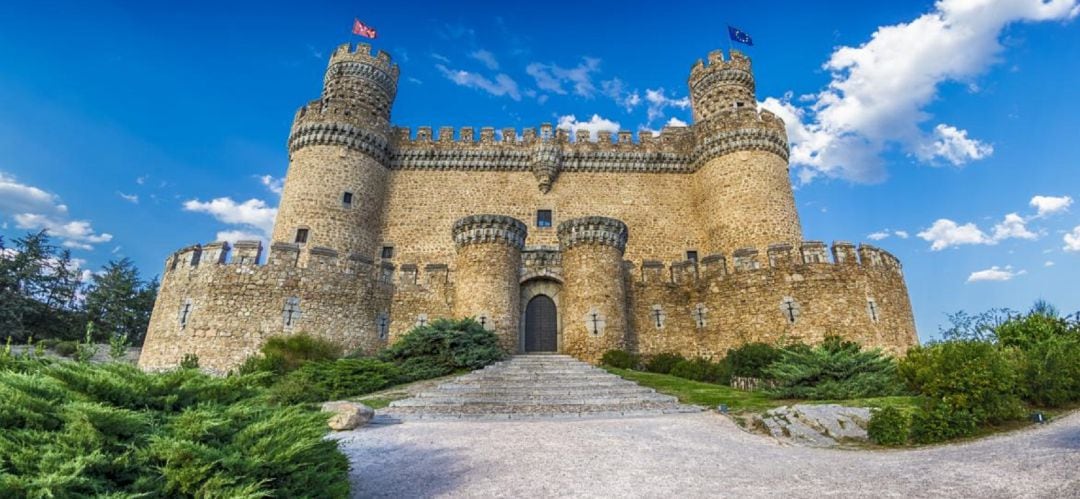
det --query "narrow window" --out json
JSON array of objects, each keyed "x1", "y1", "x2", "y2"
[
  {"x1": 381, "y1": 246, "x2": 394, "y2": 259},
  {"x1": 780, "y1": 297, "x2": 800, "y2": 324},
  {"x1": 342, "y1": 191, "x2": 354, "y2": 208},
  {"x1": 294, "y1": 228, "x2": 309, "y2": 244},
  {"x1": 178, "y1": 299, "x2": 193, "y2": 329},
  {"x1": 537, "y1": 210, "x2": 553, "y2": 228},
  {"x1": 686, "y1": 250, "x2": 699, "y2": 263},
  {"x1": 867, "y1": 298, "x2": 880, "y2": 323}
]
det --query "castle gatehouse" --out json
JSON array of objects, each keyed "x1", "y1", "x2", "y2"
[{"x1": 139, "y1": 43, "x2": 917, "y2": 373}]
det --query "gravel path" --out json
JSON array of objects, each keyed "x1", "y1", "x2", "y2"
[{"x1": 334, "y1": 410, "x2": 1080, "y2": 498}]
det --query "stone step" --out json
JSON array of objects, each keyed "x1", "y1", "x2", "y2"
[
  {"x1": 379, "y1": 354, "x2": 700, "y2": 420},
  {"x1": 399, "y1": 394, "x2": 678, "y2": 406},
  {"x1": 430, "y1": 385, "x2": 656, "y2": 396}
]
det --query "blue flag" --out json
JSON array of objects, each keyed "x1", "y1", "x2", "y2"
[{"x1": 728, "y1": 26, "x2": 753, "y2": 46}]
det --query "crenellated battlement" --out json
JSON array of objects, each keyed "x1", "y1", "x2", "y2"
[
  {"x1": 633, "y1": 240, "x2": 903, "y2": 287},
  {"x1": 376, "y1": 111, "x2": 784, "y2": 174},
  {"x1": 327, "y1": 42, "x2": 400, "y2": 83},
  {"x1": 689, "y1": 49, "x2": 753, "y2": 84}
]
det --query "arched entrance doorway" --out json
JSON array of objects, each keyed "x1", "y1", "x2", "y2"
[{"x1": 524, "y1": 295, "x2": 558, "y2": 352}]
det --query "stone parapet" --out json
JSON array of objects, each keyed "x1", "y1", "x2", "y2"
[
  {"x1": 452, "y1": 215, "x2": 528, "y2": 250},
  {"x1": 557, "y1": 216, "x2": 629, "y2": 254}
]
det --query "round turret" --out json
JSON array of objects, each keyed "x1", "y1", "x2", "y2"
[
  {"x1": 272, "y1": 44, "x2": 400, "y2": 260},
  {"x1": 688, "y1": 49, "x2": 756, "y2": 123},
  {"x1": 557, "y1": 217, "x2": 630, "y2": 363}
]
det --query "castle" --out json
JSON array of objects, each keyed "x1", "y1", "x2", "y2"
[{"x1": 139, "y1": 43, "x2": 918, "y2": 373}]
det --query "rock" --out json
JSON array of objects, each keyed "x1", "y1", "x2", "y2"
[
  {"x1": 758, "y1": 404, "x2": 872, "y2": 447},
  {"x1": 322, "y1": 401, "x2": 375, "y2": 431}
]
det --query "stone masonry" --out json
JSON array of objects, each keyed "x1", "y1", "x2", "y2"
[{"x1": 139, "y1": 42, "x2": 918, "y2": 373}]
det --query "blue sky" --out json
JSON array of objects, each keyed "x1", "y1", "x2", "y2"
[{"x1": 1, "y1": 0, "x2": 1078, "y2": 341}]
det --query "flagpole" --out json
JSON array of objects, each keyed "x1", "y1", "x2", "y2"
[{"x1": 725, "y1": 23, "x2": 732, "y2": 55}]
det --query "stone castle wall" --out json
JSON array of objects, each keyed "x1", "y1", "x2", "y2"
[
  {"x1": 628, "y1": 242, "x2": 917, "y2": 360},
  {"x1": 138, "y1": 43, "x2": 921, "y2": 372}
]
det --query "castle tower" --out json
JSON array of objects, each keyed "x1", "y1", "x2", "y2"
[
  {"x1": 689, "y1": 50, "x2": 802, "y2": 257},
  {"x1": 451, "y1": 215, "x2": 528, "y2": 353},
  {"x1": 272, "y1": 43, "x2": 399, "y2": 259},
  {"x1": 558, "y1": 217, "x2": 629, "y2": 364}
]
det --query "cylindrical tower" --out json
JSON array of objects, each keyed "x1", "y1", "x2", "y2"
[
  {"x1": 689, "y1": 49, "x2": 801, "y2": 257},
  {"x1": 451, "y1": 215, "x2": 528, "y2": 353},
  {"x1": 272, "y1": 43, "x2": 399, "y2": 259},
  {"x1": 558, "y1": 216, "x2": 629, "y2": 364}
]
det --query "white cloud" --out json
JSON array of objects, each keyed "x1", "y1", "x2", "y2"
[
  {"x1": 182, "y1": 197, "x2": 277, "y2": 238},
  {"x1": 117, "y1": 192, "x2": 139, "y2": 204},
  {"x1": 526, "y1": 58, "x2": 601, "y2": 97},
  {"x1": 556, "y1": 114, "x2": 620, "y2": 142},
  {"x1": 469, "y1": 49, "x2": 499, "y2": 70},
  {"x1": 1064, "y1": 226, "x2": 1080, "y2": 252},
  {"x1": 0, "y1": 172, "x2": 67, "y2": 217},
  {"x1": 868, "y1": 231, "x2": 890, "y2": 241},
  {"x1": 1030, "y1": 195, "x2": 1073, "y2": 217},
  {"x1": 436, "y1": 64, "x2": 521, "y2": 101},
  {"x1": 919, "y1": 208, "x2": 1049, "y2": 250},
  {"x1": 215, "y1": 230, "x2": 265, "y2": 244},
  {"x1": 1, "y1": 172, "x2": 111, "y2": 250},
  {"x1": 895, "y1": 230, "x2": 909, "y2": 239},
  {"x1": 917, "y1": 124, "x2": 993, "y2": 165},
  {"x1": 13, "y1": 214, "x2": 113, "y2": 250},
  {"x1": 918, "y1": 219, "x2": 992, "y2": 250},
  {"x1": 758, "y1": 0, "x2": 1079, "y2": 183},
  {"x1": 430, "y1": 53, "x2": 451, "y2": 64},
  {"x1": 644, "y1": 88, "x2": 690, "y2": 123},
  {"x1": 601, "y1": 78, "x2": 641, "y2": 111},
  {"x1": 665, "y1": 117, "x2": 688, "y2": 127},
  {"x1": 1045, "y1": 260, "x2": 1055, "y2": 267},
  {"x1": 967, "y1": 265, "x2": 1026, "y2": 283},
  {"x1": 990, "y1": 213, "x2": 1037, "y2": 241},
  {"x1": 259, "y1": 175, "x2": 284, "y2": 195},
  {"x1": 135, "y1": 175, "x2": 147, "y2": 185}
]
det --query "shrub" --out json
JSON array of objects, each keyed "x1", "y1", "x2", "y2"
[
  {"x1": 601, "y1": 350, "x2": 640, "y2": 369},
  {"x1": 644, "y1": 353, "x2": 685, "y2": 374},
  {"x1": 237, "y1": 333, "x2": 342, "y2": 375},
  {"x1": 0, "y1": 356, "x2": 349, "y2": 497},
  {"x1": 726, "y1": 342, "x2": 783, "y2": 378},
  {"x1": 899, "y1": 340, "x2": 1023, "y2": 427},
  {"x1": 868, "y1": 406, "x2": 911, "y2": 446},
  {"x1": 1015, "y1": 336, "x2": 1080, "y2": 407},
  {"x1": 669, "y1": 357, "x2": 732, "y2": 384},
  {"x1": 53, "y1": 340, "x2": 78, "y2": 357},
  {"x1": 270, "y1": 358, "x2": 403, "y2": 405},
  {"x1": 910, "y1": 402, "x2": 979, "y2": 443},
  {"x1": 378, "y1": 318, "x2": 504, "y2": 379},
  {"x1": 764, "y1": 336, "x2": 904, "y2": 399}
]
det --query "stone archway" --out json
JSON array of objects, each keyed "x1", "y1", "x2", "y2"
[{"x1": 519, "y1": 278, "x2": 562, "y2": 353}]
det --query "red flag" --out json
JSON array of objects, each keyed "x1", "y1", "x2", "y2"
[{"x1": 352, "y1": 18, "x2": 377, "y2": 39}]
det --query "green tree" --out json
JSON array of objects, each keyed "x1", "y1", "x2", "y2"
[
  {"x1": 0, "y1": 232, "x2": 86, "y2": 341},
  {"x1": 83, "y1": 258, "x2": 156, "y2": 344}
]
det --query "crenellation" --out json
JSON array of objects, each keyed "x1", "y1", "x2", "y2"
[
  {"x1": 732, "y1": 248, "x2": 760, "y2": 272},
  {"x1": 480, "y1": 127, "x2": 496, "y2": 144},
  {"x1": 232, "y1": 240, "x2": 262, "y2": 265},
  {"x1": 438, "y1": 126, "x2": 454, "y2": 143},
  {"x1": 502, "y1": 128, "x2": 517, "y2": 143},
  {"x1": 175, "y1": 245, "x2": 202, "y2": 269},
  {"x1": 269, "y1": 242, "x2": 300, "y2": 267},
  {"x1": 832, "y1": 241, "x2": 858, "y2": 265},
  {"x1": 700, "y1": 254, "x2": 727, "y2": 277},
  {"x1": 416, "y1": 126, "x2": 432, "y2": 142},
  {"x1": 767, "y1": 243, "x2": 795, "y2": 268},
  {"x1": 800, "y1": 241, "x2": 829, "y2": 264},
  {"x1": 201, "y1": 241, "x2": 229, "y2": 265}
]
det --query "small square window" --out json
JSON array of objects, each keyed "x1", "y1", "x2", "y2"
[
  {"x1": 381, "y1": 246, "x2": 394, "y2": 259},
  {"x1": 294, "y1": 228, "x2": 309, "y2": 244},
  {"x1": 537, "y1": 210, "x2": 552, "y2": 228},
  {"x1": 342, "y1": 192, "x2": 353, "y2": 207},
  {"x1": 686, "y1": 250, "x2": 699, "y2": 262}
]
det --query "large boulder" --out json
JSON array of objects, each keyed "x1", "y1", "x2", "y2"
[{"x1": 321, "y1": 401, "x2": 375, "y2": 431}]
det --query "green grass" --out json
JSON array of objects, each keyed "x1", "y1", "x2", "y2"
[{"x1": 606, "y1": 367, "x2": 921, "y2": 414}]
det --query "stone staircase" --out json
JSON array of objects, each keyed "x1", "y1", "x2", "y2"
[{"x1": 381, "y1": 354, "x2": 701, "y2": 420}]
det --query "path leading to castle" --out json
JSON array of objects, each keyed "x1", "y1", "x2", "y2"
[{"x1": 334, "y1": 410, "x2": 1080, "y2": 498}]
